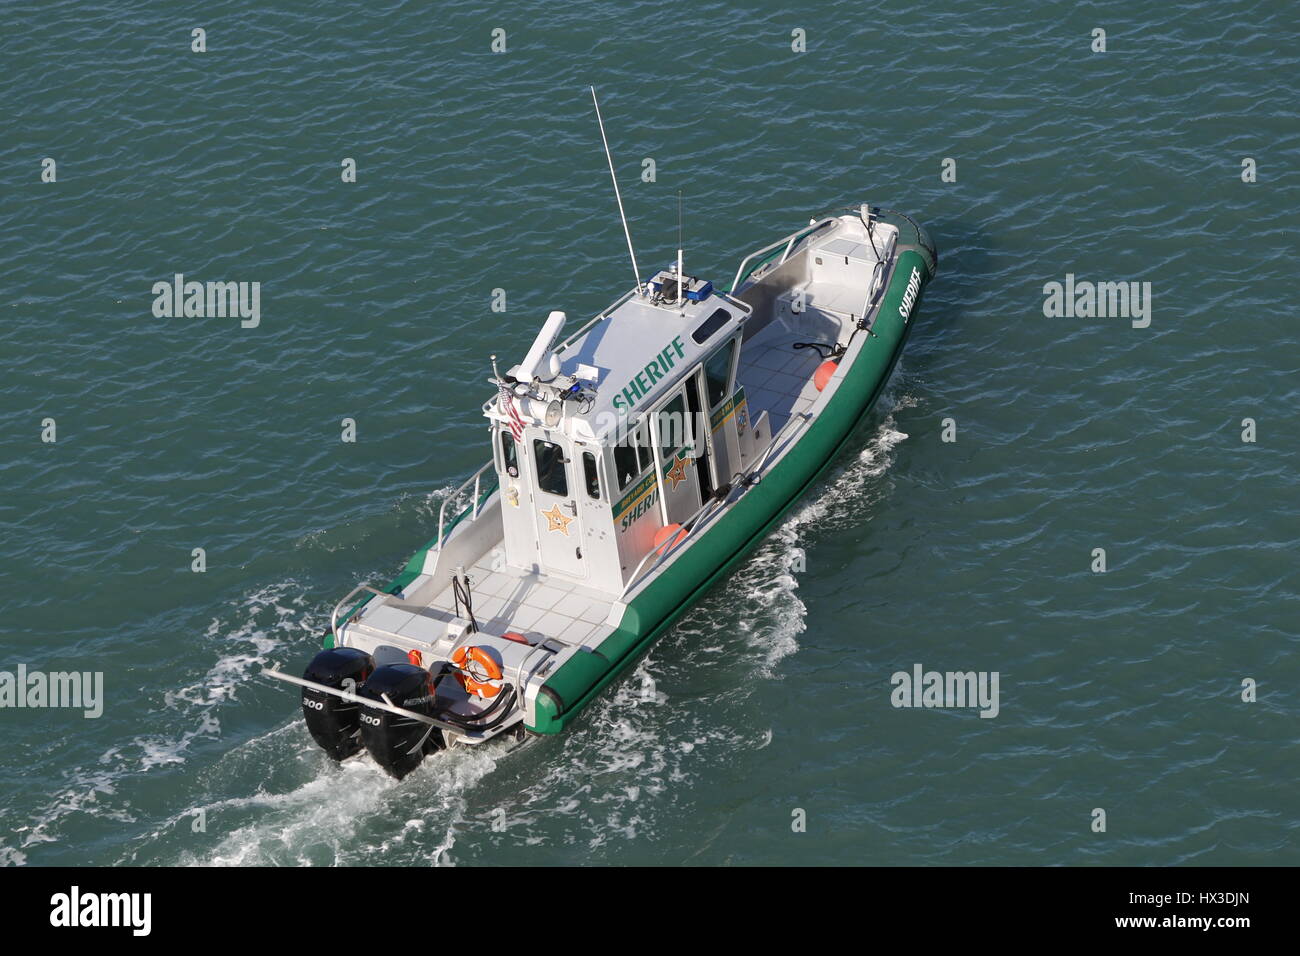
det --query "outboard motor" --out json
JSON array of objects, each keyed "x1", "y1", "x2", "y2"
[
  {"x1": 301, "y1": 646, "x2": 374, "y2": 760},
  {"x1": 357, "y1": 663, "x2": 444, "y2": 779}
]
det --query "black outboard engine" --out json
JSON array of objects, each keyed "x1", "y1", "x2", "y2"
[
  {"x1": 301, "y1": 646, "x2": 374, "y2": 760},
  {"x1": 357, "y1": 663, "x2": 444, "y2": 779}
]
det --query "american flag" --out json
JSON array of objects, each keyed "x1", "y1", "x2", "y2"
[{"x1": 498, "y1": 382, "x2": 525, "y2": 442}]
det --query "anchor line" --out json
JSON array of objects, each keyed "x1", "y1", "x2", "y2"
[{"x1": 792, "y1": 341, "x2": 847, "y2": 360}]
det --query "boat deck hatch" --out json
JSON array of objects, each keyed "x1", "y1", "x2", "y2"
[{"x1": 818, "y1": 237, "x2": 877, "y2": 262}]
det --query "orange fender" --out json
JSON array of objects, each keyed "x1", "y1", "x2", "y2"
[
  {"x1": 814, "y1": 360, "x2": 838, "y2": 391},
  {"x1": 653, "y1": 523, "x2": 689, "y2": 553}
]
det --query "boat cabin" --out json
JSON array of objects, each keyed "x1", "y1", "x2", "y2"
[{"x1": 483, "y1": 269, "x2": 762, "y2": 594}]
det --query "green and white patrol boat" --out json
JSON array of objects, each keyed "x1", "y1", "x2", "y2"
[{"x1": 270, "y1": 97, "x2": 937, "y2": 778}]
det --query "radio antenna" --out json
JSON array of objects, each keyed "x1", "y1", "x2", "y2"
[
  {"x1": 676, "y1": 190, "x2": 684, "y2": 300},
  {"x1": 590, "y1": 86, "x2": 643, "y2": 296}
]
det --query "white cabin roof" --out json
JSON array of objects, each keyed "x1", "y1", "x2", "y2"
[{"x1": 484, "y1": 279, "x2": 749, "y2": 444}]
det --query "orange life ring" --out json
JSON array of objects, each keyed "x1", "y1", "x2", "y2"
[{"x1": 452, "y1": 645, "x2": 504, "y2": 699}]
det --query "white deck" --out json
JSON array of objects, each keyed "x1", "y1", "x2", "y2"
[
  {"x1": 350, "y1": 550, "x2": 617, "y2": 653},
  {"x1": 737, "y1": 323, "x2": 827, "y2": 435},
  {"x1": 732, "y1": 216, "x2": 899, "y2": 438},
  {"x1": 444, "y1": 552, "x2": 616, "y2": 648}
]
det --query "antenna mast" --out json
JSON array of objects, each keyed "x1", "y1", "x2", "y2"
[
  {"x1": 590, "y1": 86, "x2": 643, "y2": 296},
  {"x1": 677, "y1": 190, "x2": 684, "y2": 300}
]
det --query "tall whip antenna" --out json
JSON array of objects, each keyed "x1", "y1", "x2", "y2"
[
  {"x1": 590, "y1": 86, "x2": 643, "y2": 296},
  {"x1": 677, "y1": 190, "x2": 684, "y2": 300}
]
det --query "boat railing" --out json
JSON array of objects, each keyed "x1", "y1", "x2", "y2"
[
  {"x1": 326, "y1": 461, "x2": 497, "y2": 645},
  {"x1": 535, "y1": 207, "x2": 933, "y2": 363},
  {"x1": 867, "y1": 207, "x2": 939, "y2": 276},
  {"x1": 330, "y1": 582, "x2": 389, "y2": 646},
  {"x1": 729, "y1": 217, "x2": 836, "y2": 293},
  {"x1": 515, "y1": 248, "x2": 759, "y2": 367},
  {"x1": 618, "y1": 387, "x2": 819, "y2": 601},
  {"x1": 802, "y1": 204, "x2": 938, "y2": 277},
  {"x1": 437, "y1": 459, "x2": 497, "y2": 549},
  {"x1": 554, "y1": 289, "x2": 637, "y2": 356},
  {"x1": 618, "y1": 491, "x2": 730, "y2": 600}
]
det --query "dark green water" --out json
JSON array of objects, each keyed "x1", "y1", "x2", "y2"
[{"x1": 1, "y1": 0, "x2": 1296, "y2": 865}]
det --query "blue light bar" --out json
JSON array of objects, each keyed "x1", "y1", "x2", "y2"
[{"x1": 686, "y1": 280, "x2": 713, "y2": 302}]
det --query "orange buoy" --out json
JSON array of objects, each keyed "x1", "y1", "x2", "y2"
[
  {"x1": 407, "y1": 648, "x2": 423, "y2": 667},
  {"x1": 501, "y1": 631, "x2": 531, "y2": 645},
  {"x1": 814, "y1": 360, "x2": 838, "y2": 391},
  {"x1": 451, "y1": 645, "x2": 504, "y2": 699},
  {"x1": 652, "y1": 523, "x2": 689, "y2": 553}
]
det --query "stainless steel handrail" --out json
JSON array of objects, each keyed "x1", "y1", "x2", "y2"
[
  {"x1": 856, "y1": 251, "x2": 893, "y2": 323},
  {"x1": 437, "y1": 459, "x2": 495, "y2": 548},
  {"x1": 615, "y1": 350, "x2": 838, "y2": 601},
  {"x1": 618, "y1": 492, "x2": 729, "y2": 600},
  {"x1": 329, "y1": 582, "x2": 388, "y2": 645},
  {"x1": 554, "y1": 289, "x2": 637, "y2": 355},
  {"x1": 730, "y1": 217, "x2": 836, "y2": 293}
]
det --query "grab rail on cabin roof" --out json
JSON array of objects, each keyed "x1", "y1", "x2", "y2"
[
  {"x1": 554, "y1": 289, "x2": 637, "y2": 355},
  {"x1": 516, "y1": 266, "x2": 754, "y2": 374}
]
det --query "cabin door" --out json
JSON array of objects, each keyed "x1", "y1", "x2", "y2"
[
  {"x1": 683, "y1": 369, "x2": 716, "y2": 501},
  {"x1": 651, "y1": 386, "x2": 702, "y2": 526},
  {"x1": 527, "y1": 432, "x2": 587, "y2": 579}
]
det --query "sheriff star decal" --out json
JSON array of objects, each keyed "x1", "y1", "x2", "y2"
[
  {"x1": 664, "y1": 455, "x2": 689, "y2": 490},
  {"x1": 541, "y1": 503, "x2": 574, "y2": 535}
]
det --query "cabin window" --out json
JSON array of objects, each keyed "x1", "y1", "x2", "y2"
[
  {"x1": 692, "y1": 307, "x2": 732, "y2": 345},
  {"x1": 582, "y1": 451, "x2": 601, "y2": 500},
  {"x1": 703, "y1": 338, "x2": 737, "y2": 408},
  {"x1": 533, "y1": 439, "x2": 568, "y2": 496},
  {"x1": 657, "y1": 394, "x2": 688, "y2": 457},
  {"x1": 614, "y1": 440, "x2": 639, "y2": 490},
  {"x1": 634, "y1": 421, "x2": 652, "y2": 472},
  {"x1": 500, "y1": 430, "x2": 519, "y2": 478},
  {"x1": 613, "y1": 420, "x2": 652, "y2": 491}
]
